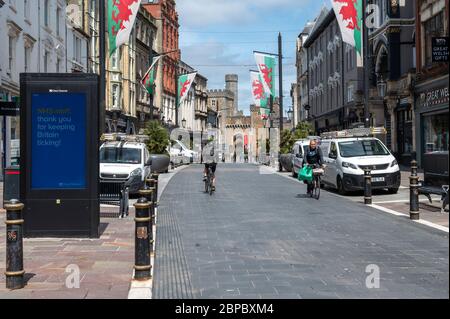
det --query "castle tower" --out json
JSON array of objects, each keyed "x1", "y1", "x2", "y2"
[{"x1": 225, "y1": 74, "x2": 238, "y2": 114}]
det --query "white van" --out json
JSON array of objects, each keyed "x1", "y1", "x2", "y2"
[
  {"x1": 320, "y1": 136, "x2": 400, "y2": 195},
  {"x1": 100, "y1": 138, "x2": 151, "y2": 195},
  {"x1": 169, "y1": 140, "x2": 199, "y2": 165}
]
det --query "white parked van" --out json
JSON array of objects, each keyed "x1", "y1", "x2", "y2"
[
  {"x1": 320, "y1": 131, "x2": 400, "y2": 195},
  {"x1": 100, "y1": 137, "x2": 152, "y2": 195}
]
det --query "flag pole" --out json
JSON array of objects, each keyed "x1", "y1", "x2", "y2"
[
  {"x1": 278, "y1": 32, "x2": 283, "y2": 133},
  {"x1": 363, "y1": 0, "x2": 370, "y2": 128},
  {"x1": 99, "y1": 0, "x2": 106, "y2": 135}
]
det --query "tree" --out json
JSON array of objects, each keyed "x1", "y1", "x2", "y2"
[
  {"x1": 293, "y1": 121, "x2": 313, "y2": 140},
  {"x1": 144, "y1": 120, "x2": 170, "y2": 155},
  {"x1": 280, "y1": 129, "x2": 295, "y2": 154}
]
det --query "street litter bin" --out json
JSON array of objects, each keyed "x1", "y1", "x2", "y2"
[{"x1": 3, "y1": 166, "x2": 20, "y2": 205}]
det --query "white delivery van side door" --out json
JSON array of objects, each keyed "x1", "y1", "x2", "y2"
[
  {"x1": 320, "y1": 141, "x2": 331, "y2": 184},
  {"x1": 325, "y1": 141, "x2": 339, "y2": 188}
]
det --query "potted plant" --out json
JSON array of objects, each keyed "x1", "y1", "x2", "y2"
[{"x1": 144, "y1": 121, "x2": 170, "y2": 173}]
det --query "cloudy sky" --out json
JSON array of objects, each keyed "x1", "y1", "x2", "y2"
[{"x1": 177, "y1": 0, "x2": 330, "y2": 115}]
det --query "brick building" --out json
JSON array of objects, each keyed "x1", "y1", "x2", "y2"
[{"x1": 143, "y1": 0, "x2": 180, "y2": 126}]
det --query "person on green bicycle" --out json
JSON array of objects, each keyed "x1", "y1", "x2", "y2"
[{"x1": 304, "y1": 139, "x2": 324, "y2": 195}]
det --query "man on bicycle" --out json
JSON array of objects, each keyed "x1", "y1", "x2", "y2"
[
  {"x1": 203, "y1": 140, "x2": 217, "y2": 191},
  {"x1": 304, "y1": 139, "x2": 324, "y2": 195}
]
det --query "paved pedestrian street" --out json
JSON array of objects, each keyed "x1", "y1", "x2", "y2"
[{"x1": 153, "y1": 164, "x2": 449, "y2": 299}]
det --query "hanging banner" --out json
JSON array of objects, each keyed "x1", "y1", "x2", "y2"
[
  {"x1": 108, "y1": 0, "x2": 142, "y2": 55},
  {"x1": 141, "y1": 56, "x2": 161, "y2": 95},
  {"x1": 260, "y1": 107, "x2": 271, "y2": 120},
  {"x1": 250, "y1": 71, "x2": 269, "y2": 108},
  {"x1": 331, "y1": 0, "x2": 363, "y2": 66},
  {"x1": 178, "y1": 72, "x2": 197, "y2": 107},
  {"x1": 254, "y1": 52, "x2": 276, "y2": 96}
]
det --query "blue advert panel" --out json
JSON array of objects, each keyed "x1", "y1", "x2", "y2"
[{"x1": 31, "y1": 93, "x2": 87, "y2": 189}]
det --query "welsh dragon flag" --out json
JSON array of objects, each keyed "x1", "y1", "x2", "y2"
[
  {"x1": 259, "y1": 107, "x2": 271, "y2": 120},
  {"x1": 108, "y1": 0, "x2": 142, "y2": 56},
  {"x1": 250, "y1": 71, "x2": 269, "y2": 109},
  {"x1": 254, "y1": 52, "x2": 276, "y2": 97},
  {"x1": 141, "y1": 56, "x2": 161, "y2": 95},
  {"x1": 331, "y1": 0, "x2": 364, "y2": 66},
  {"x1": 178, "y1": 73, "x2": 197, "y2": 107}
]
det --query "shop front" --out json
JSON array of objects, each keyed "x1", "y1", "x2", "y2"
[{"x1": 415, "y1": 76, "x2": 449, "y2": 167}]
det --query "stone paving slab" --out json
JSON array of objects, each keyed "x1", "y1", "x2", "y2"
[
  {"x1": 153, "y1": 164, "x2": 449, "y2": 299},
  {"x1": 0, "y1": 206, "x2": 135, "y2": 299}
]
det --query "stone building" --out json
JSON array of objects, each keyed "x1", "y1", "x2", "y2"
[
  {"x1": 178, "y1": 60, "x2": 208, "y2": 134},
  {"x1": 105, "y1": 23, "x2": 137, "y2": 133},
  {"x1": 144, "y1": 0, "x2": 180, "y2": 127},
  {"x1": 414, "y1": 0, "x2": 449, "y2": 166},
  {"x1": 0, "y1": 0, "x2": 68, "y2": 174},
  {"x1": 303, "y1": 7, "x2": 363, "y2": 134},
  {"x1": 293, "y1": 20, "x2": 315, "y2": 125},
  {"x1": 369, "y1": 0, "x2": 417, "y2": 165}
]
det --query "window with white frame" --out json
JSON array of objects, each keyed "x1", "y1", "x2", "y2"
[
  {"x1": 24, "y1": 46, "x2": 31, "y2": 72},
  {"x1": 347, "y1": 84, "x2": 354, "y2": 102},
  {"x1": 112, "y1": 84, "x2": 120, "y2": 107},
  {"x1": 8, "y1": 36, "x2": 16, "y2": 72}
]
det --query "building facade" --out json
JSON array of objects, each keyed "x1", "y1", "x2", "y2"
[
  {"x1": 414, "y1": 0, "x2": 449, "y2": 167},
  {"x1": 303, "y1": 8, "x2": 362, "y2": 135},
  {"x1": 369, "y1": 0, "x2": 417, "y2": 165},
  {"x1": 135, "y1": 6, "x2": 158, "y2": 133},
  {"x1": 0, "y1": 0, "x2": 67, "y2": 174},
  {"x1": 144, "y1": 0, "x2": 180, "y2": 126},
  {"x1": 293, "y1": 21, "x2": 315, "y2": 125}
]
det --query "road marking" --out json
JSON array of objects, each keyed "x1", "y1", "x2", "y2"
[
  {"x1": 272, "y1": 168, "x2": 449, "y2": 233},
  {"x1": 373, "y1": 198, "x2": 441, "y2": 204},
  {"x1": 369, "y1": 204, "x2": 449, "y2": 233}
]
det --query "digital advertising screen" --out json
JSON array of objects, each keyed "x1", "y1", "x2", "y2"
[{"x1": 31, "y1": 92, "x2": 87, "y2": 189}]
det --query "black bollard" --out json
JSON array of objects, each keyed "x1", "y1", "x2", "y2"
[
  {"x1": 151, "y1": 174, "x2": 159, "y2": 208},
  {"x1": 364, "y1": 170, "x2": 372, "y2": 205},
  {"x1": 133, "y1": 198, "x2": 152, "y2": 281},
  {"x1": 139, "y1": 189, "x2": 154, "y2": 255},
  {"x1": 4, "y1": 199, "x2": 25, "y2": 290},
  {"x1": 410, "y1": 160, "x2": 420, "y2": 220}
]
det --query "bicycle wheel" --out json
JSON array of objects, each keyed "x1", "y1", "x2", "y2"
[
  {"x1": 314, "y1": 177, "x2": 321, "y2": 200},
  {"x1": 205, "y1": 177, "x2": 209, "y2": 193}
]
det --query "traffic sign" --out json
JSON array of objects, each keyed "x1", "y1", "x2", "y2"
[{"x1": 0, "y1": 102, "x2": 19, "y2": 116}]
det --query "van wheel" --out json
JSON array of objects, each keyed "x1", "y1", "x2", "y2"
[
  {"x1": 337, "y1": 177, "x2": 348, "y2": 195},
  {"x1": 292, "y1": 168, "x2": 297, "y2": 178}
]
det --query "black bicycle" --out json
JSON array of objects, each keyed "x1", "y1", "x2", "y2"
[
  {"x1": 308, "y1": 164, "x2": 324, "y2": 200},
  {"x1": 204, "y1": 165, "x2": 215, "y2": 196}
]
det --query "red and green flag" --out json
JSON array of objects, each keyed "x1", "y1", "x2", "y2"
[
  {"x1": 107, "y1": 0, "x2": 142, "y2": 56},
  {"x1": 254, "y1": 52, "x2": 276, "y2": 97},
  {"x1": 331, "y1": 0, "x2": 364, "y2": 66},
  {"x1": 251, "y1": 70, "x2": 271, "y2": 120},
  {"x1": 141, "y1": 56, "x2": 161, "y2": 95},
  {"x1": 178, "y1": 73, "x2": 197, "y2": 107}
]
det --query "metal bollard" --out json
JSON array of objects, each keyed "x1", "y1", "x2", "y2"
[
  {"x1": 133, "y1": 198, "x2": 152, "y2": 281},
  {"x1": 410, "y1": 160, "x2": 420, "y2": 220},
  {"x1": 151, "y1": 174, "x2": 159, "y2": 208},
  {"x1": 139, "y1": 189, "x2": 154, "y2": 255},
  {"x1": 364, "y1": 170, "x2": 372, "y2": 205},
  {"x1": 4, "y1": 199, "x2": 25, "y2": 290}
]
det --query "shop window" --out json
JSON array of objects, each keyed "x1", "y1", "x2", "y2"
[{"x1": 423, "y1": 113, "x2": 449, "y2": 153}]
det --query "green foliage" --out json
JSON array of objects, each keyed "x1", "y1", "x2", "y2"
[
  {"x1": 293, "y1": 121, "x2": 313, "y2": 140},
  {"x1": 279, "y1": 122, "x2": 314, "y2": 154},
  {"x1": 144, "y1": 120, "x2": 170, "y2": 155}
]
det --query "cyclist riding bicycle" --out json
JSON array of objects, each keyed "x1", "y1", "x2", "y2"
[
  {"x1": 203, "y1": 142, "x2": 217, "y2": 191},
  {"x1": 304, "y1": 139, "x2": 324, "y2": 195}
]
